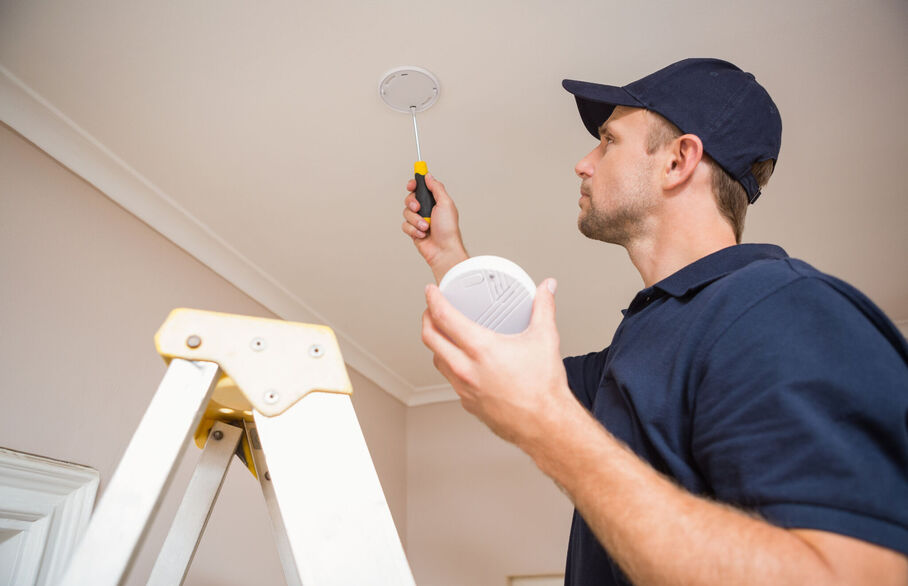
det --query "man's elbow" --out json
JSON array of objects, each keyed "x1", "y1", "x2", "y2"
[{"x1": 791, "y1": 529, "x2": 908, "y2": 586}]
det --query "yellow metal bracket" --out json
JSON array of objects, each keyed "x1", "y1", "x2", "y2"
[{"x1": 154, "y1": 308, "x2": 353, "y2": 477}]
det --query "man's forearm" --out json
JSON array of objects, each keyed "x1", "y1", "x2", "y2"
[
  {"x1": 429, "y1": 247, "x2": 469, "y2": 283},
  {"x1": 521, "y1": 395, "x2": 839, "y2": 586}
]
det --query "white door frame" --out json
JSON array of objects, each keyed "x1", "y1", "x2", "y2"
[{"x1": 0, "y1": 448, "x2": 98, "y2": 586}]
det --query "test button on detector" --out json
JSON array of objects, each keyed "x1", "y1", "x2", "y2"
[{"x1": 462, "y1": 273, "x2": 485, "y2": 287}]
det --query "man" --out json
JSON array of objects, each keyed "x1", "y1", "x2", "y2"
[{"x1": 400, "y1": 58, "x2": 908, "y2": 585}]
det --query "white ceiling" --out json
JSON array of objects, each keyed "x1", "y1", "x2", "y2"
[{"x1": 2, "y1": 0, "x2": 906, "y2": 404}]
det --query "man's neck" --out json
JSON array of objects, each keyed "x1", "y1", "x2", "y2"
[{"x1": 623, "y1": 217, "x2": 737, "y2": 288}]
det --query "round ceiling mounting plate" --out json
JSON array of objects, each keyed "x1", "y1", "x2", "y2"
[{"x1": 378, "y1": 66, "x2": 440, "y2": 113}]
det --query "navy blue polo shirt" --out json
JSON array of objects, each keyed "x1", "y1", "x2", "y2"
[{"x1": 562, "y1": 243, "x2": 908, "y2": 586}]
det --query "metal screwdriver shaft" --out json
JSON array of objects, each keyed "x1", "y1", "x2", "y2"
[{"x1": 410, "y1": 106, "x2": 422, "y2": 162}]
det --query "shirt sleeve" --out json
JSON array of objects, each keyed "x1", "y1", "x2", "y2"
[
  {"x1": 691, "y1": 277, "x2": 908, "y2": 555},
  {"x1": 563, "y1": 348, "x2": 610, "y2": 411}
]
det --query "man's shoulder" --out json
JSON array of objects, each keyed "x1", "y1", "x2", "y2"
[
  {"x1": 724, "y1": 252, "x2": 842, "y2": 285},
  {"x1": 702, "y1": 252, "x2": 908, "y2": 363},
  {"x1": 718, "y1": 252, "x2": 822, "y2": 293},
  {"x1": 705, "y1": 252, "x2": 865, "y2": 315}
]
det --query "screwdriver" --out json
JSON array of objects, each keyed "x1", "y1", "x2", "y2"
[{"x1": 410, "y1": 105, "x2": 435, "y2": 226}]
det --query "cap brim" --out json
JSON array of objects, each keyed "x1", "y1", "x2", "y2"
[{"x1": 562, "y1": 79, "x2": 643, "y2": 139}]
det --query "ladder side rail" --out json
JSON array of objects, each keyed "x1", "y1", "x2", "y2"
[
  {"x1": 244, "y1": 420, "x2": 303, "y2": 586},
  {"x1": 147, "y1": 421, "x2": 242, "y2": 586},
  {"x1": 254, "y1": 392, "x2": 417, "y2": 586},
  {"x1": 60, "y1": 359, "x2": 221, "y2": 586}
]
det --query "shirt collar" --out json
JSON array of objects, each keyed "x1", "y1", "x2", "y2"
[{"x1": 652, "y1": 243, "x2": 789, "y2": 298}]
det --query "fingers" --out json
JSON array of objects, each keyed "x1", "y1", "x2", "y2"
[
  {"x1": 402, "y1": 205, "x2": 429, "y2": 228},
  {"x1": 402, "y1": 220, "x2": 426, "y2": 239},
  {"x1": 403, "y1": 173, "x2": 454, "y2": 220},
  {"x1": 405, "y1": 174, "x2": 449, "y2": 207},
  {"x1": 402, "y1": 173, "x2": 460, "y2": 247},
  {"x1": 424, "y1": 174, "x2": 450, "y2": 204},
  {"x1": 402, "y1": 205, "x2": 429, "y2": 232},
  {"x1": 402, "y1": 190, "x2": 428, "y2": 238},
  {"x1": 404, "y1": 190, "x2": 419, "y2": 213},
  {"x1": 422, "y1": 308, "x2": 473, "y2": 383},
  {"x1": 425, "y1": 284, "x2": 489, "y2": 353},
  {"x1": 529, "y1": 279, "x2": 558, "y2": 331}
]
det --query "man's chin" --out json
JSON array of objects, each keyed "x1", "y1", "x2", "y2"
[
  {"x1": 578, "y1": 216, "x2": 599, "y2": 241},
  {"x1": 579, "y1": 215, "x2": 626, "y2": 246}
]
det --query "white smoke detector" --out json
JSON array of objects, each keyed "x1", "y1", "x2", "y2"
[{"x1": 439, "y1": 256, "x2": 536, "y2": 334}]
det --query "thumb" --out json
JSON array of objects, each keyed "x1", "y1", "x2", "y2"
[
  {"x1": 425, "y1": 174, "x2": 451, "y2": 204},
  {"x1": 529, "y1": 278, "x2": 558, "y2": 331}
]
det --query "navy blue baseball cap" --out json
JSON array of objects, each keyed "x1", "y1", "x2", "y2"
[{"x1": 562, "y1": 58, "x2": 782, "y2": 203}]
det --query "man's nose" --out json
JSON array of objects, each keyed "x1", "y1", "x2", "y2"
[{"x1": 575, "y1": 148, "x2": 596, "y2": 178}]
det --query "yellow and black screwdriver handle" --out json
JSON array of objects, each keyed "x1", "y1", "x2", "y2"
[{"x1": 414, "y1": 161, "x2": 435, "y2": 226}]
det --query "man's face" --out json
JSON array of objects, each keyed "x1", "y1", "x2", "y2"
[{"x1": 574, "y1": 106, "x2": 662, "y2": 246}]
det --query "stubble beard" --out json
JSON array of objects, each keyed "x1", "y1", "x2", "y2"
[
  {"x1": 578, "y1": 165, "x2": 658, "y2": 247},
  {"x1": 578, "y1": 202, "x2": 646, "y2": 247}
]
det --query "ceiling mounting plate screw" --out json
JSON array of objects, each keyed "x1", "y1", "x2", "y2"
[
  {"x1": 263, "y1": 390, "x2": 280, "y2": 404},
  {"x1": 186, "y1": 335, "x2": 202, "y2": 349},
  {"x1": 250, "y1": 337, "x2": 266, "y2": 352},
  {"x1": 212, "y1": 430, "x2": 223, "y2": 441},
  {"x1": 309, "y1": 344, "x2": 324, "y2": 358}
]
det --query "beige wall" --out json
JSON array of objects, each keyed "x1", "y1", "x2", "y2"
[
  {"x1": 0, "y1": 121, "x2": 573, "y2": 585},
  {"x1": 0, "y1": 123, "x2": 407, "y2": 585},
  {"x1": 407, "y1": 402, "x2": 573, "y2": 586}
]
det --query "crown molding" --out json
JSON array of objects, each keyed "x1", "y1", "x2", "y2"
[
  {"x1": 0, "y1": 64, "x2": 459, "y2": 407},
  {"x1": 408, "y1": 384, "x2": 459, "y2": 406}
]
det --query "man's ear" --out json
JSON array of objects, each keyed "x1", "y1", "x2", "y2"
[{"x1": 663, "y1": 134, "x2": 704, "y2": 191}]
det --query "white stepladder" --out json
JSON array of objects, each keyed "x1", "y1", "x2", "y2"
[{"x1": 60, "y1": 308, "x2": 416, "y2": 586}]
